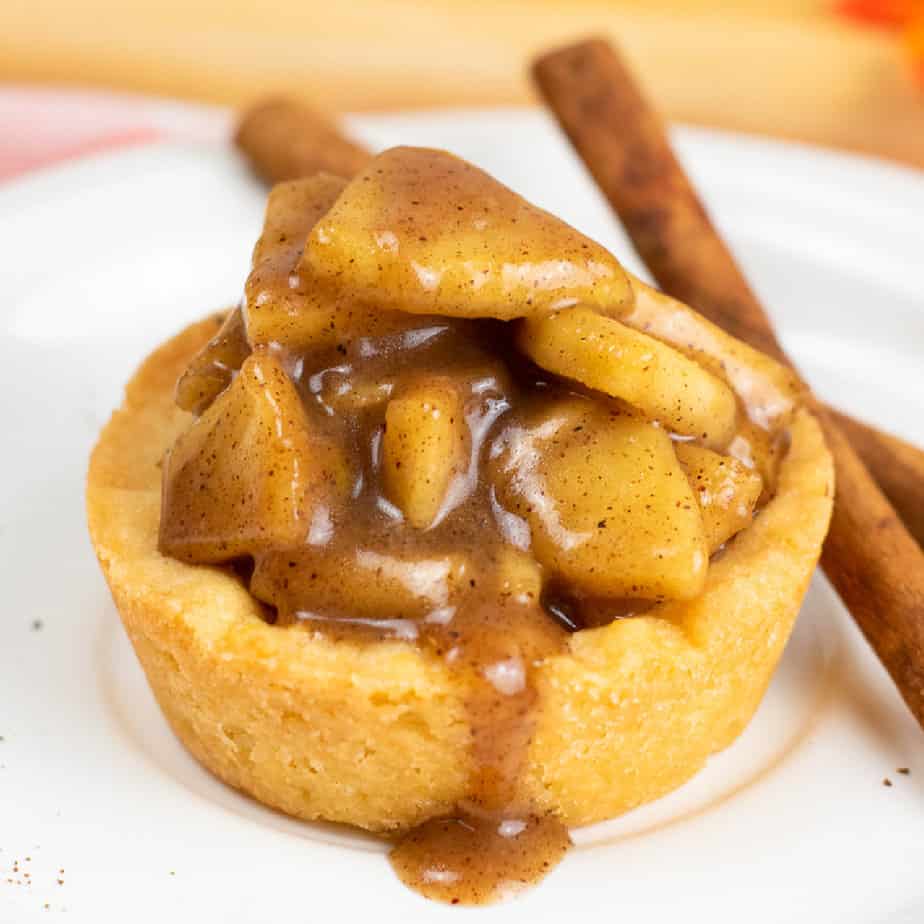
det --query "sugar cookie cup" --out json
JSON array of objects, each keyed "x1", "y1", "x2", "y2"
[{"x1": 88, "y1": 318, "x2": 833, "y2": 831}]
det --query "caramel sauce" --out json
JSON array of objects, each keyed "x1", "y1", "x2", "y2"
[
  {"x1": 391, "y1": 813, "x2": 571, "y2": 905},
  {"x1": 244, "y1": 317, "x2": 577, "y2": 904},
  {"x1": 159, "y1": 147, "x2": 792, "y2": 905}
]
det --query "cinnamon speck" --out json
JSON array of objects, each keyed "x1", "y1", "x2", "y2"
[
  {"x1": 897, "y1": 767, "x2": 910, "y2": 776},
  {"x1": 883, "y1": 778, "x2": 893, "y2": 787}
]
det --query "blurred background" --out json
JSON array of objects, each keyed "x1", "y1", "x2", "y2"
[{"x1": 1, "y1": 0, "x2": 923, "y2": 168}]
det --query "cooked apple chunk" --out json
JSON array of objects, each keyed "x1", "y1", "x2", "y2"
[
  {"x1": 624, "y1": 275, "x2": 803, "y2": 432},
  {"x1": 494, "y1": 548, "x2": 543, "y2": 606},
  {"x1": 244, "y1": 174, "x2": 354, "y2": 350},
  {"x1": 381, "y1": 378, "x2": 470, "y2": 529},
  {"x1": 313, "y1": 372, "x2": 394, "y2": 415},
  {"x1": 490, "y1": 400, "x2": 708, "y2": 600},
  {"x1": 303, "y1": 146, "x2": 633, "y2": 321},
  {"x1": 244, "y1": 175, "x2": 413, "y2": 351},
  {"x1": 175, "y1": 307, "x2": 250, "y2": 415},
  {"x1": 160, "y1": 352, "x2": 350, "y2": 563},
  {"x1": 251, "y1": 546, "x2": 471, "y2": 634},
  {"x1": 517, "y1": 306, "x2": 737, "y2": 447},
  {"x1": 250, "y1": 174, "x2": 348, "y2": 267},
  {"x1": 675, "y1": 443, "x2": 763, "y2": 551}
]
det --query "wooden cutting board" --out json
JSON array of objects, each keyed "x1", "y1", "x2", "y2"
[{"x1": 2, "y1": 0, "x2": 923, "y2": 168}]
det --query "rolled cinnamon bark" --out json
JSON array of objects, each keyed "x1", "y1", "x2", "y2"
[
  {"x1": 235, "y1": 98, "x2": 370, "y2": 183},
  {"x1": 829, "y1": 409, "x2": 924, "y2": 550},
  {"x1": 534, "y1": 38, "x2": 924, "y2": 728},
  {"x1": 532, "y1": 40, "x2": 786, "y2": 362},
  {"x1": 818, "y1": 406, "x2": 924, "y2": 726}
]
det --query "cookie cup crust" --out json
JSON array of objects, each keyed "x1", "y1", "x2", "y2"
[{"x1": 87, "y1": 318, "x2": 834, "y2": 831}]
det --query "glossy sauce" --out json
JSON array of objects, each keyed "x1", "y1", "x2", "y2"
[
  {"x1": 162, "y1": 147, "x2": 796, "y2": 905},
  {"x1": 250, "y1": 316, "x2": 577, "y2": 904}
]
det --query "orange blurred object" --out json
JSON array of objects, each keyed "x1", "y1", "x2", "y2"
[
  {"x1": 837, "y1": 0, "x2": 924, "y2": 83},
  {"x1": 908, "y1": 16, "x2": 924, "y2": 81},
  {"x1": 837, "y1": 0, "x2": 916, "y2": 27}
]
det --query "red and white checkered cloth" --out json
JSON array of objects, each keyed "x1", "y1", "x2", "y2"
[{"x1": 0, "y1": 86, "x2": 229, "y2": 182}]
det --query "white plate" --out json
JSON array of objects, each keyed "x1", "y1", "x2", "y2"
[{"x1": 1, "y1": 109, "x2": 922, "y2": 924}]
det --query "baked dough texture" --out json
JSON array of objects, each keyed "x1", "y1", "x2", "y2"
[{"x1": 87, "y1": 318, "x2": 834, "y2": 832}]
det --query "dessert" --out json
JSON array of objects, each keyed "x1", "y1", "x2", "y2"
[{"x1": 87, "y1": 146, "x2": 834, "y2": 904}]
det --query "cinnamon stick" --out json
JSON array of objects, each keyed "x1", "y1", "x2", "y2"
[
  {"x1": 829, "y1": 410, "x2": 924, "y2": 550},
  {"x1": 534, "y1": 38, "x2": 924, "y2": 728},
  {"x1": 235, "y1": 97, "x2": 370, "y2": 183},
  {"x1": 530, "y1": 38, "x2": 924, "y2": 537},
  {"x1": 533, "y1": 42, "x2": 785, "y2": 363}
]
